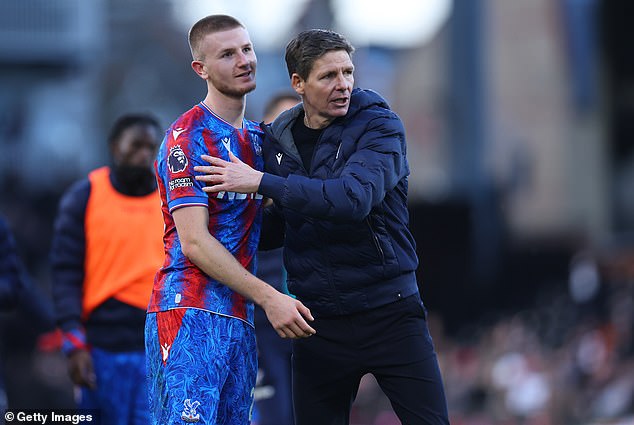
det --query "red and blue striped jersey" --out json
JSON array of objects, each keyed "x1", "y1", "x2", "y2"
[{"x1": 148, "y1": 102, "x2": 264, "y2": 326}]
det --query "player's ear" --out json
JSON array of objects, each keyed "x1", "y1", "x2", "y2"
[
  {"x1": 291, "y1": 73, "x2": 304, "y2": 96},
  {"x1": 191, "y1": 61, "x2": 208, "y2": 80}
]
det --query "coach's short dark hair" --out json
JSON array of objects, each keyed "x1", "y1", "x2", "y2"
[
  {"x1": 108, "y1": 113, "x2": 161, "y2": 146},
  {"x1": 188, "y1": 14, "x2": 244, "y2": 60},
  {"x1": 285, "y1": 29, "x2": 354, "y2": 80}
]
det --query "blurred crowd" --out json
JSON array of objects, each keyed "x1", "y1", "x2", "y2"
[{"x1": 348, "y1": 246, "x2": 634, "y2": 425}]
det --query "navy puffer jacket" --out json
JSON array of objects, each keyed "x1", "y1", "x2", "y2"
[
  {"x1": 0, "y1": 217, "x2": 25, "y2": 309},
  {"x1": 259, "y1": 88, "x2": 420, "y2": 317}
]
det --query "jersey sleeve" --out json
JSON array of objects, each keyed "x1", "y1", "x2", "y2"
[{"x1": 157, "y1": 126, "x2": 210, "y2": 213}]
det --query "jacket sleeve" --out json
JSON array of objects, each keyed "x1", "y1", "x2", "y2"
[
  {"x1": 0, "y1": 217, "x2": 55, "y2": 331},
  {"x1": 0, "y1": 217, "x2": 25, "y2": 309},
  {"x1": 259, "y1": 114, "x2": 407, "y2": 223},
  {"x1": 50, "y1": 179, "x2": 91, "y2": 353}
]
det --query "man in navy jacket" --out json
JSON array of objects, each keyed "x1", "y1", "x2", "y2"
[
  {"x1": 195, "y1": 29, "x2": 450, "y2": 425},
  {"x1": 0, "y1": 216, "x2": 54, "y2": 414}
]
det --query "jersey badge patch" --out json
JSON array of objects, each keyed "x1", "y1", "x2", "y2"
[
  {"x1": 253, "y1": 137, "x2": 262, "y2": 156},
  {"x1": 168, "y1": 145, "x2": 188, "y2": 174},
  {"x1": 181, "y1": 399, "x2": 201, "y2": 423}
]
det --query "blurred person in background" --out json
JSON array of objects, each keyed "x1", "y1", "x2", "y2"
[
  {"x1": 195, "y1": 29, "x2": 450, "y2": 425},
  {"x1": 50, "y1": 113, "x2": 164, "y2": 424},
  {"x1": 145, "y1": 15, "x2": 315, "y2": 425},
  {"x1": 0, "y1": 216, "x2": 54, "y2": 416},
  {"x1": 252, "y1": 92, "x2": 300, "y2": 425}
]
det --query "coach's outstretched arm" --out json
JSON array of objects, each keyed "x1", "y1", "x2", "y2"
[{"x1": 194, "y1": 115, "x2": 406, "y2": 223}]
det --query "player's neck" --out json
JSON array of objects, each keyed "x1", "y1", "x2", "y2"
[{"x1": 203, "y1": 91, "x2": 246, "y2": 129}]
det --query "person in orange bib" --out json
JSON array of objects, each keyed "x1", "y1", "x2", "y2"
[{"x1": 50, "y1": 113, "x2": 163, "y2": 425}]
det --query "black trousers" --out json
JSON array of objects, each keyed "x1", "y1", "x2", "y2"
[
  {"x1": 292, "y1": 294, "x2": 450, "y2": 425},
  {"x1": 254, "y1": 306, "x2": 294, "y2": 425}
]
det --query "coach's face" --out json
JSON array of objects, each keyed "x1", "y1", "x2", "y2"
[
  {"x1": 292, "y1": 50, "x2": 354, "y2": 129},
  {"x1": 193, "y1": 26, "x2": 257, "y2": 98}
]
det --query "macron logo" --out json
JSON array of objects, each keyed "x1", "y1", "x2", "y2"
[
  {"x1": 161, "y1": 343, "x2": 171, "y2": 362},
  {"x1": 276, "y1": 153, "x2": 283, "y2": 165},
  {"x1": 222, "y1": 137, "x2": 231, "y2": 152},
  {"x1": 172, "y1": 128, "x2": 185, "y2": 140}
]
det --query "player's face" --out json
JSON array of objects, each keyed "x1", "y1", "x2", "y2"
[
  {"x1": 293, "y1": 50, "x2": 354, "y2": 129},
  {"x1": 112, "y1": 124, "x2": 160, "y2": 169},
  {"x1": 195, "y1": 27, "x2": 257, "y2": 98}
]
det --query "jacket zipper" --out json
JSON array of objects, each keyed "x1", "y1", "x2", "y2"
[
  {"x1": 307, "y1": 131, "x2": 326, "y2": 175},
  {"x1": 366, "y1": 218, "x2": 385, "y2": 262}
]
